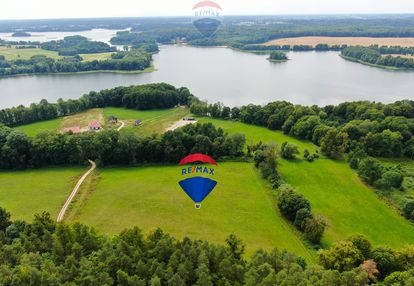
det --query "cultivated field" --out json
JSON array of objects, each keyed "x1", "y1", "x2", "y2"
[
  {"x1": 67, "y1": 163, "x2": 313, "y2": 259},
  {"x1": 263, "y1": 36, "x2": 414, "y2": 47},
  {"x1": 0, "y1": 167, "x2": 83, "y2": 221},
  {"x1": 0, "y1": 46, "x2": 113, "y2": 61},
  {"x1": 198, "y1": 117, "x2": 414, "y2": 248}
]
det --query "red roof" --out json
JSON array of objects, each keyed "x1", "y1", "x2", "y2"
[
  {"x1": 89, "y1": 120, "x2": 101, "y2": 128},
  {"x1": 178, "y1": 153, "x2": 217, "y2": 166}
]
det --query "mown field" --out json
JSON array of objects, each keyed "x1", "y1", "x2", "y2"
[
  {"x1": 263, "y1": 36, "x2": 414, "y2": 47},
  {"x1": 0, "y1": 46, "x2": 113, "y2": 61},
  {"x1": 0, "y1": 167, "x2": 83, "y2": 221},
  {"x1": 103, "y1": 107, "x2": 189, "y2": 135},
  {"x1": 198, "y1": 117, "x2": 414, "y2": 248},
  {"x1": 67, "y1": 162, "x2": 313, "y2": 259}
]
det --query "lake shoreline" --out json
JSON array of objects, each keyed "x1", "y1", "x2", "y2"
[
  {"x1": 339, "y1": 54, "x2": 412, "y2": 71},
  {"x1": 0, "y1": 65, "x2": 156, "y2": 79}
]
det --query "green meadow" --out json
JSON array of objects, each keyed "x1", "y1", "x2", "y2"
[
  {"x1": 67, "y1": 162, "x2": 313, "y2": 260},
  {"x1": 0, "y1": 167, "x2": 83, "y2": 221},
  {"x1": 15, "y1": 117, "x2": 63, "y2": 137},
  {"x1": 197, "y1": 117, "x2": 414, "y2": 248}
]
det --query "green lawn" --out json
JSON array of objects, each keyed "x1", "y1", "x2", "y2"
[
  {"x1": 103, "y1": 107, "x2": 189, "y2": 136},
  {"x1": 67, "y1": 162, "x2": 313, "y2": 260},
  {"x1": 0, "y1": 167, "x2": 84, "y2": 221},
  {"x1": 198, "y1": 117, "x2": 414, "y2": 248},
  {"x1": 15, "y1": 118, "x2": 63, "y2": 137}
]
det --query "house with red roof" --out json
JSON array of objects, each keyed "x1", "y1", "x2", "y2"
[{"x1": 88, "y1": 120, "x2": 101, "y2": 131}]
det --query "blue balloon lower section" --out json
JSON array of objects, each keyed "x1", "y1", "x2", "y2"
[{"x1": 179, "y1": 177, "x2": 217, "y2": 203}]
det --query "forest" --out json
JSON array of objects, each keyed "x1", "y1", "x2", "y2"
[
  {"x1": 40, "y1": 35, "x2": 116, "y2": 56},
  {"x1": 341, "y1": 46, "x2": 414, "y2": 69},
  {"x1": 0, "y1": 48, "x2": 152, "y2": 77},
  {"x1": 0, "y1": 206, "x2": 413, "y2": 285}
]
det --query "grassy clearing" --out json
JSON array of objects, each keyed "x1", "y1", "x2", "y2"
[
  {"x1": 198, "y1": 118, "x2": 414, "y2": 248},
  {"x1": 263, "y1": 36, "x2": 414, "y2": 47},
  {"x1": 103, "y1": 107, "x2": 189, "y2": 136},
  {"x1": 15, "y1": 117, "x2": 63, "y2": 137},
  {"x1": 197, "y1": 117, "x2": 318, "y2": 153},
  {"x1": 0, "y1": 47, "x2": 113, "y2": 61},
  {"x1": 60, "y1": 108, "x2": 104, "y2": 131},
  {"x1": 0, "y1": 167, "x2": 83, "y2": 221},
  {"x1": 67, "y1": 162, "x2": 313, "y2": 260},
  {"x1": 279, "y1": 159, "x2": 414, "y2": 248},
  {"x1": 0, "y1": 47, "x2": 61, "y2": 60}
]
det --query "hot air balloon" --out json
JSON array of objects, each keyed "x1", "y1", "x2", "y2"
[
  {"x1": 192, "y1": 1, "x2": 222, "y2": 38},
  {"x1": 179, "y1": 177, "x2": 217, "y2": 209},
  {"x1": 178, "y1": 153, "x2": 218, "y2": 209}
]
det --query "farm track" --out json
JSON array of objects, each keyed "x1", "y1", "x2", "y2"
[{"x1": 56, "y1": 160, "x2": 96, "y2": 222}]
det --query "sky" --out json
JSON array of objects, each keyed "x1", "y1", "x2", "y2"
[{"x1": 1, "y1": 0, "x2": 414, "y2": 20}]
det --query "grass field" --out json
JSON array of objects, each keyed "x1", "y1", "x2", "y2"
[
  {"x1": 263, "y1": 36, "x2": 414, "y2": 47},
  {"x1": 15, "y1": 117, "x2": 63, "y2": 137},
  {"x1": 197, "y1": 118, "x2": 414, "y2": 248},
  {"x1": 67, "y1": 162, "x2": 313, "y2": 259},
  {"x1": 0, "y1": 167, "x2": 83, "y2": 221},
  {"x1": 103, "y1": 107, "x2": 189, "y2": 136},
  {"x1": 0, "y1": 47, "x2": 113, "y2": 61},
  {"x1": 197, "y1": 117, "x2": 318, "y2": 153}
]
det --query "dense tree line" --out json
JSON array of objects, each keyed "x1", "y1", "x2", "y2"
[
  {"x1": 0, "y1": 83, "x2": 190, "y2": 127},
  {"x1": 191, "y1": 100, "x2": 414, "y2": 159},
  {"x1": 40, "y1": 35, "x2": 116, "y2": 55},
  {"x1": 341, "y1": 46, "x2": 414, "y2": 69},
  {"x1": 0, "y1": 122, "x2": 245, "y2": 169},
  {"x1": 0, "y1": 49, "x2": 152, "y2": 77},
  {"x1": 0, "y1": 206, "x2": 412, "y2": 285}
]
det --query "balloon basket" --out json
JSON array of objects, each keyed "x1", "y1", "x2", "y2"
[{"x1": 195, "y1": 203, "x2": 201, "y2": 209}]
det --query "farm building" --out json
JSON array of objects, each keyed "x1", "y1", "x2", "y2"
[
  {"x1": 89, "y1": 120, "x2": 101, "y2": 131},
  {"x1": 134, "y1": 119, "x2": 142, "y2": 126},
  {"x1": 108, "y1": 115, "x2": 118, "y2": 124}
]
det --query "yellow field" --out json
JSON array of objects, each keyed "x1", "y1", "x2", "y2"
[
  {"x1": 0, "y1": 47, "x2": 113, "y2": 61},
  {"x1": 263, "y1": 36, "x2": 414, "y2": 47}
]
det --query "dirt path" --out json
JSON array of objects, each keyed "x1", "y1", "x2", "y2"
[
  {"x1": 57, "y1": 160, "x2": 96, "y2": 222},
  {"x1": 117, "y1": 120, "x2": 125, "y2": 131},
  {"x1": 166, "y1": 119, "x2": 197, "y2": 131}
]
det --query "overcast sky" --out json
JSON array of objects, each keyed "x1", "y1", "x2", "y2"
[{"x1": 1, "y1": 0, "x2": 414, "y2": 20}]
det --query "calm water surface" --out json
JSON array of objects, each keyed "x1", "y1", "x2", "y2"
[{"x1": 0, "y1": 45, "x2": 413, "y2": 108}]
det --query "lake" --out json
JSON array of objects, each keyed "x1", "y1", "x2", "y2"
[{"x1": 0, "y1": 45, "x2": 413, "y2": 109}]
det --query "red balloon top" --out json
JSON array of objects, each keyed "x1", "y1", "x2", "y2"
[
  {"x1": 178, "y1": 153, "x2": 218, "y2": 166},
  {"x1": 193, "y1": 1, "x2": 222, "y2": 10}
]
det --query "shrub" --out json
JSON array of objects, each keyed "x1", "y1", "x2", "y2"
[
  {"x1": 294, "y1": 208, "x2": 313, "y2": 230},
  {"x1": 303, "y1": 217, "x2": 326, "y2": 244},
  {"x1": 280, "y1": 142, "x2": 300, "y2": 159},
  {"x1": 278, "y1": 187, "x2": 311, "y2": 221}
]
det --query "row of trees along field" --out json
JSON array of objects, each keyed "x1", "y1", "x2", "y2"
[
  {"x1": 0, "y1": 207, "x2": 413, "y2": 285},
  {"x1": 341, "y1": 46, "x2": 414, "y2": 69},
  {"x1": 0, "y1": 123, "x2": 245, "y2": 169},
  {"x1": 0, "y1": 48, "x2": 152, "y2": 77},
  {"x1": 0, "y1": 83, "x2": 191, "y2": 126}
]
